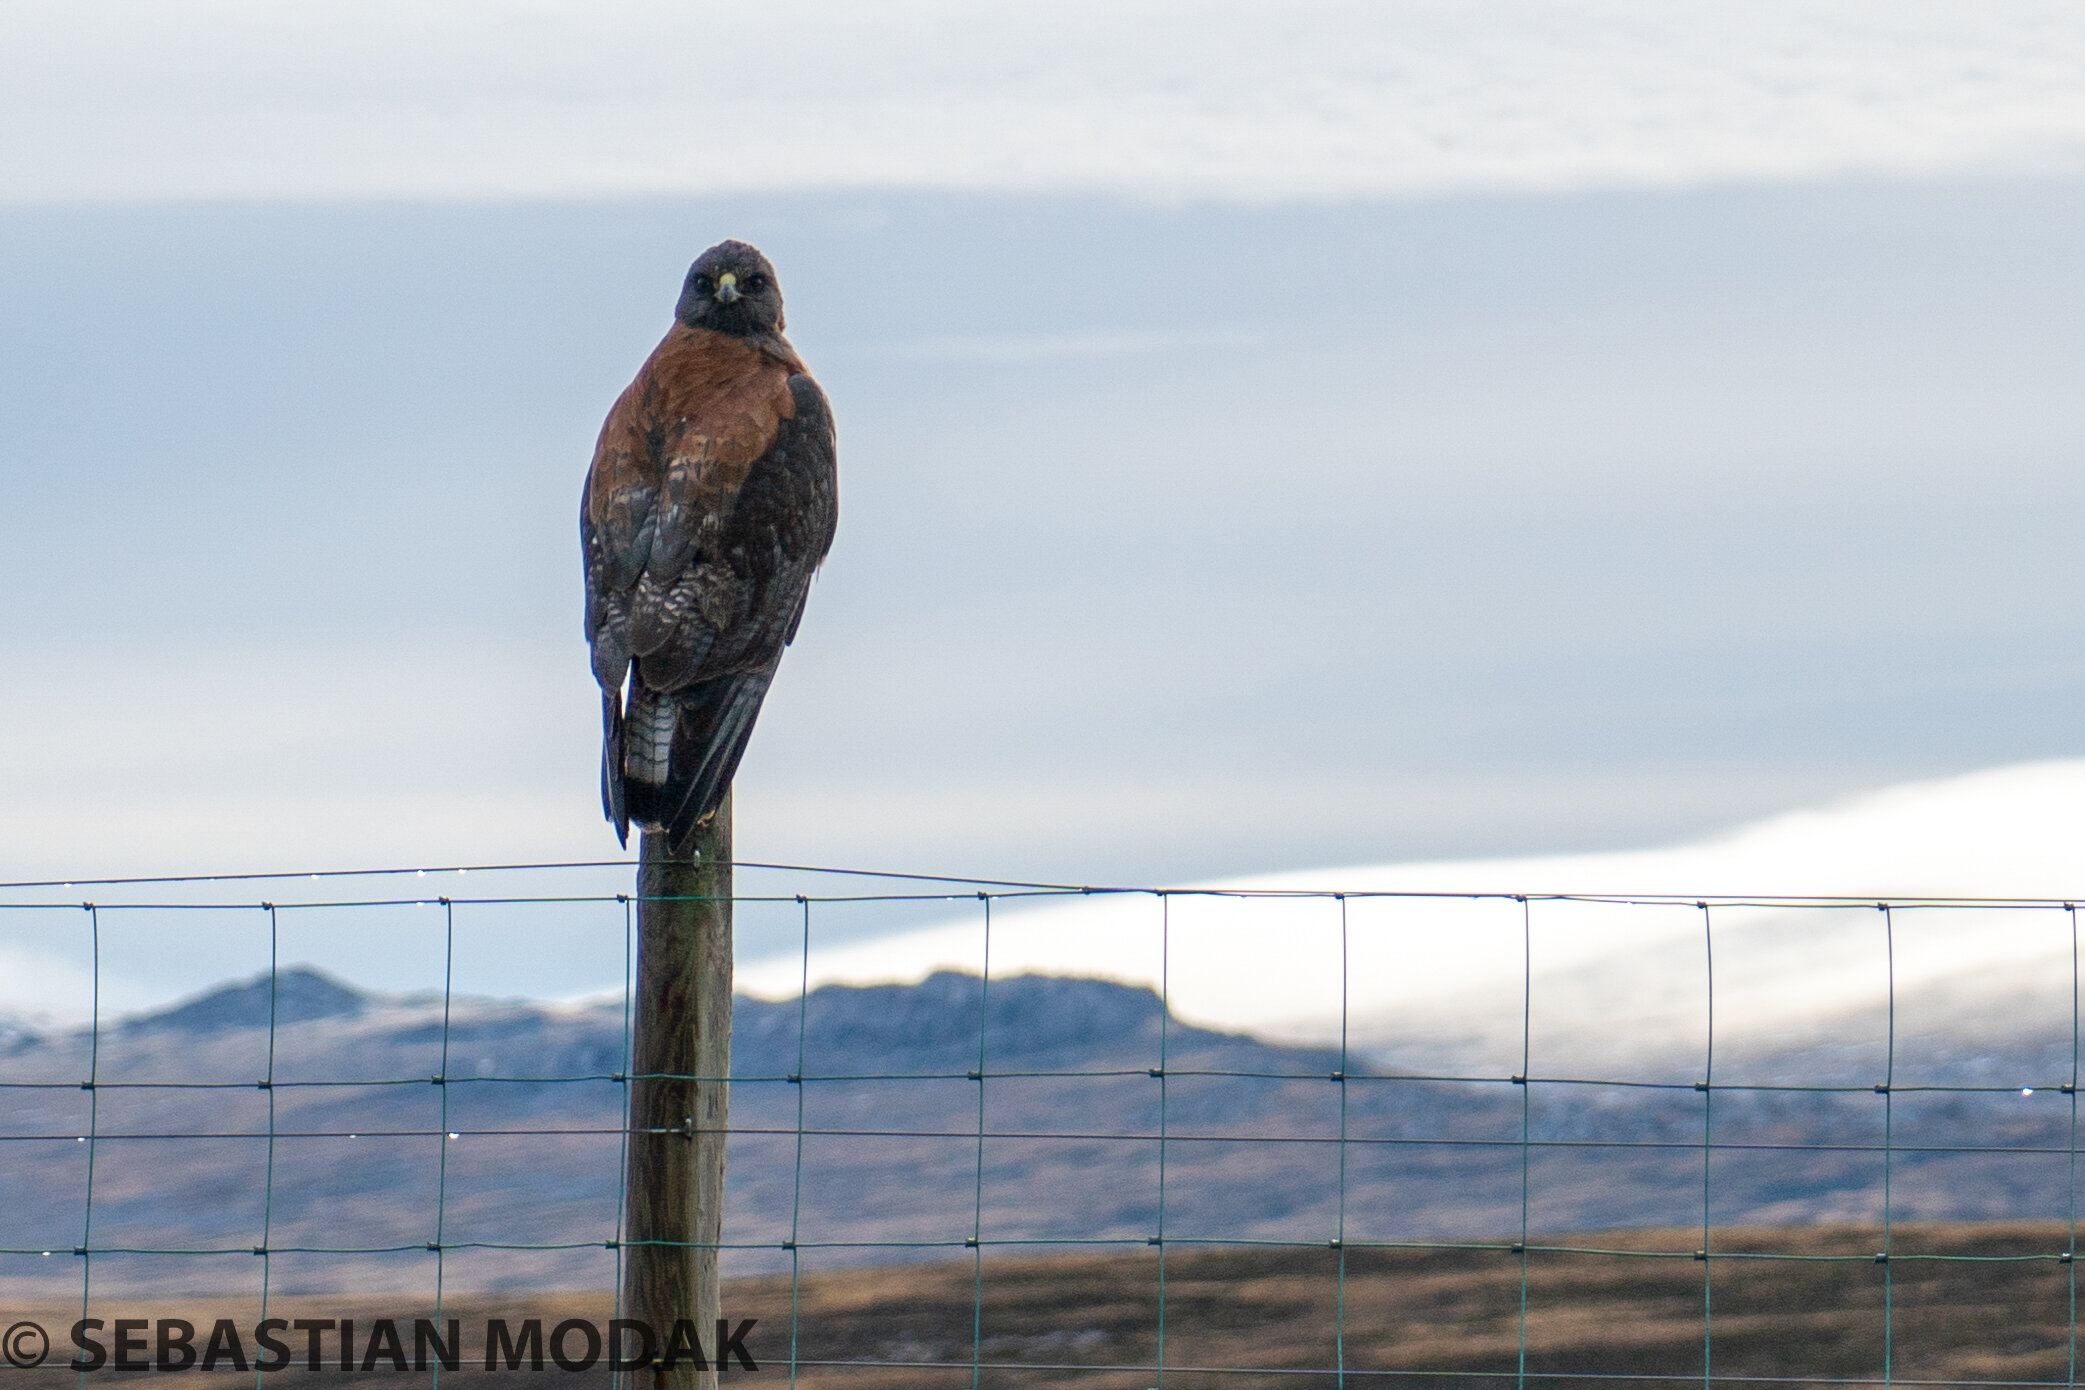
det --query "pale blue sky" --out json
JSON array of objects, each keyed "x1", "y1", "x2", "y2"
[
  {"x1": 3, "y1": 179, "x2": 2083, "y2": 896},
  {"x1": 5, "y1": 6, "x2": 2085, "y2": 1016}
]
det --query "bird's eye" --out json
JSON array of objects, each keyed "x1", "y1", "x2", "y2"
[
  {"x1": 693, "y1": 274, "x2": 714, "y2": 291},
  {"x1": 744, "y1": 274, "x2": 770, "y2": 292}
]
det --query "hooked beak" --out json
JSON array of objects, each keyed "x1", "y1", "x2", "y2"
[{"x1": 714, "y1": 272, "x2": 741, "y2": 304}]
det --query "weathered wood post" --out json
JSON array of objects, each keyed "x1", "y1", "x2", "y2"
[{"x1": 623, "y1": 792, "x2": 733, "y2": 1389}]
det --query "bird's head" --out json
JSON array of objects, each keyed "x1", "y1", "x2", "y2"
[{"x1": 676, "y1": 240, "x2": 786, "y2": 337}]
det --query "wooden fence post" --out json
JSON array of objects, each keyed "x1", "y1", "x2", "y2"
[{"x1": 623, "y1": 792, "x2": 733, "y2": 1389}]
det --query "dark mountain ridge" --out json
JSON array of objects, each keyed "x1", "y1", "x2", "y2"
[{"x1": 0, "y1": 968, "x2": 2073, "y2": 1298}]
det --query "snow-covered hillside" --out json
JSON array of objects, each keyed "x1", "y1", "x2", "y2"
[{"x1": 740, "y1": 760, "x2": 2085, "y2": 1076}]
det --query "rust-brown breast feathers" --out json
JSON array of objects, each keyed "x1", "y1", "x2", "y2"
[{"x1": 582, "y1": 326, "x2": 804, "y2": 691}]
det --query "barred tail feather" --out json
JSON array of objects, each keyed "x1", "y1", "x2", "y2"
[
  {"x1": 614, "y1": 669, "x2": 777, "y2": 854},
  {"x1": 600, "y1": 691, "x2": 630, "y2": 848},
  {"x1": 661, "y1": 669, "x2": 776, "y2": 853}
]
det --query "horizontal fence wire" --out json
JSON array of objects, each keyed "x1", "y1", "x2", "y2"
[{"x1": 0, "y1": 863, "x2": 2082, "y2": 1386}]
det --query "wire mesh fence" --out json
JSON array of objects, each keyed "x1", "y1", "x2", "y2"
[{"x1": 2, "y1": 862, "x2": 2083, "y2": 1385}]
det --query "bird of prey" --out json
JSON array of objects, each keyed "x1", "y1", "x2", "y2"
[{"x1": 581, "y1": 240, "x2": 838, "y2": 851}]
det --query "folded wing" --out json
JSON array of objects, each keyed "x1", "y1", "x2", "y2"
[{"x1": 582, "y1": 329, "x2": 838, "y2": 850}]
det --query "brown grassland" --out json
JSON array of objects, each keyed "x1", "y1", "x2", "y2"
[{"x1": 2, "y1": 1223, "x2": 2078, "y2": 1387}]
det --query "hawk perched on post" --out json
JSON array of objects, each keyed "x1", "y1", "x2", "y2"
[{"x1": 581, "y1": 241, "x2": 838, "y2": 851}]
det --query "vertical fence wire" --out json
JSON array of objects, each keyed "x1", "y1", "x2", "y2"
[
  {"x1": 967, "y1": 893, "x2": 991, "y2": 1390},
  {"x1": 1699, "y1": 902, "x2": 1715, "y2": 1390},
  {"x1": 611, "y1": 893, "x2": 634, "y2": 1390},
  {"x1": 251, "y1": 904, "x2": 280, "y2": 1390},
  {"x1": 2070, "y1": 901, "x2": 2080, "y2": 1390},
  {"x1": 1882, "y1": 904, "x2": 1898, "y2": 1388},
  {"x1": 1516, "y1": 894, "x2": 1533, "y2": 1390},
  {"x1": 430, "y1": 897, "x2": 455, "y2": 1390},
  {"x1": 1334, "y1": 893, "x2": 1350, "y2": 1390},
  {"x1": 1156, "y1": 891, "x2": 1171, "y2": 1390},
  {"x1": 787, "y1": 894, "x2": 811, "y2": 1390},
  {"x1": 73, "y1": 903, "x2": 101, "y2": 1390}
]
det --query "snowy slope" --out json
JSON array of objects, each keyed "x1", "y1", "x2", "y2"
[{"x1": 740, "y1": 760, "x2": 2085, "y2": 1076}]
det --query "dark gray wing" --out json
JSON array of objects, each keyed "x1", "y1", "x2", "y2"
[{"x1": 653, "y1": 373, "x2": 838, "y2": 848}]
